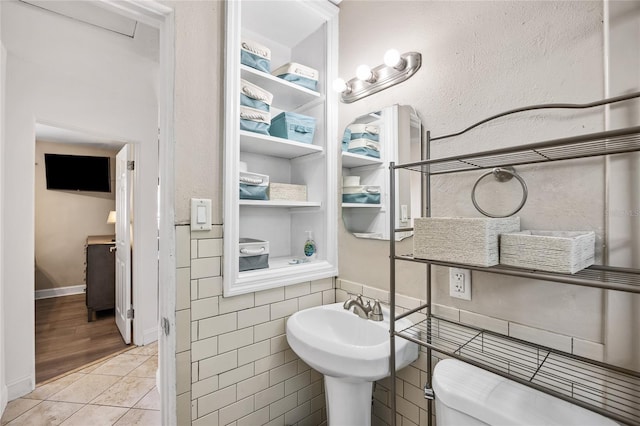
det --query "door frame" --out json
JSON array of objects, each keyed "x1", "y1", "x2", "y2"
[
  {"x1": 115, "y1": 144, "x2": 133, "y2": 345},
  {"x1": 93, "y1": 1, "x2": 176, "y2": 423},
  {"x1": 0, "y1": 42, "x2": 7, "y2": 417}
]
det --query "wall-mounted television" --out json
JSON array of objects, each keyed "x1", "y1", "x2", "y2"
[{"x1": 44, "y1": 153, "x2": 111, "y2": 193}]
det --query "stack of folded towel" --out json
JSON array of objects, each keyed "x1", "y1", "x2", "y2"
[
  {"x1": 240, "y1": 39, "x2": 320, "y2": 136},
  {"x1": 342, "y1": 123, "x2": 380, "y2": 158},
  {"x1": 240, "y1": 79, "x2": 273, "y2": 135},
  {"x1": 341, "y1": 176, "x2": 381, "y2": 204}
]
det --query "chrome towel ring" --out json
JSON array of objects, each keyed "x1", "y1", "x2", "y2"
[{"x1": 471, "y1": 167, "x2": 528, "y2": 218}]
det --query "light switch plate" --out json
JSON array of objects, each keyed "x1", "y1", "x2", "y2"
[{"x1": 191, "y1": 198, "x2": 212, "y2": 231}]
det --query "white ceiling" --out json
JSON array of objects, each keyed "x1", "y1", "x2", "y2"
[
  {"x1": 19, "y1": 0, "x2": 138, "y2": 37},
  {"x1": 35, "y1": 123, "x2": 125, "y2": 151},
  {"x1": 24, "y1": 0, "x2": 155, "y2": 150}
]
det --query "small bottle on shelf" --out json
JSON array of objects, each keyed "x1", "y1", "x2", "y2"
[{"x1": 303, "y1": 231, "x2": 317, "y2": 260}]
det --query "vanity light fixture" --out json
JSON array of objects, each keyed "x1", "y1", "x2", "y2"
[{"x1": 334, "y1": 49, "x2": 422, "y2": 103}]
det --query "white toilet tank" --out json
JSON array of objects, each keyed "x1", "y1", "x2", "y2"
[{"x1": 432, "y1": 359, "x2": 619, "y2": 426}]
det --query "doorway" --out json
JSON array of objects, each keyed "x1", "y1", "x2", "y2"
[
  {"x1": 33, "y1": 133, "x2": 132, "y2": 383},
  {"x1": 0, "y1": 1, "x2": 175, "y2": 423}
]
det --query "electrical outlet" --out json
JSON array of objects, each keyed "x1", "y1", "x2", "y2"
[{"x1": 449, "y1": 267, "x2": 471, "y2": 300}]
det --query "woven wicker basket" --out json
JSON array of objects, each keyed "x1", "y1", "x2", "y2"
[
  {"x1": 500, "y1": 230, "x2": 595, "y2": 274},
  {"x1": 413, "y1": 217, "x2": 521, "y2": 267},
  {"x1": 268, "y1": 183, "x2": 307, "y2": 202}
]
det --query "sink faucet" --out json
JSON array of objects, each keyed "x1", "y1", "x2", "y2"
[{"x1": 343, "y1": 294, "x2": 383, "y2": 321}]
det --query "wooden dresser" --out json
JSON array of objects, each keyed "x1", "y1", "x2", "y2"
[{"x1": 86, "y1": 235, "x2": 116, "y2": 321}]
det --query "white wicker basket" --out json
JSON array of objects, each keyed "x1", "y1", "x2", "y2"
[
  {"x1": 268, "y1": 183, "x2": 307, "y2": 201},
  {"x1": 500, "y1": 230, "x2": 595, "y2": 274},
  {"x1": 413, "y1": 217, "x2": 521, "y2": 267}
]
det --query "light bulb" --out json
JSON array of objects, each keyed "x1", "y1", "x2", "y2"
[
  {"x1": 356, "y1": 64, "x2": 374, "y2": 82},
  {"x1": 384, "y1": 49, "x2": 406, "y2": 70},
  {"x1": 332, "y1": 78, "x2": 348, "y2": 93},
  {"x1": 384, "y1": 49, "x2": 401, "y2": 67}
]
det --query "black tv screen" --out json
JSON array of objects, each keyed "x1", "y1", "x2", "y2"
[{"x1": 44, "y1": 154, "x2": 111, "y2": 193}]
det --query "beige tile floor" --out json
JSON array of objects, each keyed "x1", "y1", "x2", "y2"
[{"x1": 1, "y1": 343, "x2": 160, "y2": 426}]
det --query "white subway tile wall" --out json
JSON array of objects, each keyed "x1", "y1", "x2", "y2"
[
  {"x1": 175, "y1": 225, "x2": 331, "y2": 426},
  {"x1": 336, "y1": 279, "x2": 606, "y2": 426},
  {"x1": 174, "y1": 226, "x2": 605, "y2": 426}
]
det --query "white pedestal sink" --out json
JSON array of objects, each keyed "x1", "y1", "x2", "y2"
[{"x1": 286, "y1": 302, "x2": 418, "y2": 425}]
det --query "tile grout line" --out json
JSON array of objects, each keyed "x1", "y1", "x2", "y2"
[{"x1": 3, "y1": 347, "x2": 160, "y2": 426}]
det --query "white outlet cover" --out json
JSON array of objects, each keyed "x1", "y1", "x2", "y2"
[{"x1": 449, "y1": 267, "x2": 472, "y2": 300}]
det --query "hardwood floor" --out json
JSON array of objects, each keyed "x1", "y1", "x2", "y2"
[{"x1": 35, "y1": 294, "x2": 129, "y2": 384}]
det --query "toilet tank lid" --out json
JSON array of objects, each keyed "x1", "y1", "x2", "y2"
[{"x1": 432, "y1": 359, "x2": 619, "y2": 426}]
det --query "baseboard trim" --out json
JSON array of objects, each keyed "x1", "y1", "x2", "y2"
[
  {"x1": 34, "y1": 285, "x2": 86, "y2": 300},
  {"x1": 142, "y1": 326, "x2": 158, "y2": 346},
  {"x1": 1, "y1": 383, "x2": 8, "y2": 417},
  {"x1": 7, "y1": 375, "x2": 33, "y2": 400}
]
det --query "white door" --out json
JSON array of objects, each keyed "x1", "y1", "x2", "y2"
[{"x1": 115, "y1": 145, "x2": 132, "y2": 344}]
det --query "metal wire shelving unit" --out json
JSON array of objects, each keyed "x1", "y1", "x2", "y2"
[
  {"x1": 395, "y1": 314, "x2": 640, "y2": 426},
  {"x1": 388, "y1": 92, "x2": 640, "y2": 426}
]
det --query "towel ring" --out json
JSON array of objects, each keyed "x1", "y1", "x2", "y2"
[{"x1": 471, "y1": 167, "x2": 528, "y2": 218}]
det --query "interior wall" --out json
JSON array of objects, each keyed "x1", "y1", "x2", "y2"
[
  {"x1": 168, "y1": 2, "x2": 338, "y2": 424},
  {"x1": 165, "y1": 1, "x2": 632, "y2": 424},
  {"x1": 1, "y1": 1, "x2": 159, "y2": 398},
  {"x1": 34, "y1": 141, "x2": 118, "y2": 292},
  {"x1": 339, "y1": 0, "x2": 610, "y2": 343},
  {"x1": 604, "y1": 0, "x2": 640, "y2": 371},
  {"x1": 171, "y1": 0, "x2": 222, "y2": 224}
]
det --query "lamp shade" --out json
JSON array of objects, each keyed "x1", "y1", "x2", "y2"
[{"x1": 107, "y1": 210, "x2": 117, "y2": 225}]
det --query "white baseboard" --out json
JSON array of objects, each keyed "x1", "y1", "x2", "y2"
[
  {"x1": 34, "y1": 285, "x2": 86, "y2": 300},
  {"x1": 142, "y1": 326, "x2": 158, "y2": 346},
  {"x1": 1, "y1": 383, "x2": 7, "y2": 417},
  {"x1": 7, "y1": 375, "x2": 33, "y2": 401}
]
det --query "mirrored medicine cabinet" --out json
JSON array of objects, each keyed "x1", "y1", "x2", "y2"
[{"x1": 341, "y1": 104, "x2": 423, "y2": 240}]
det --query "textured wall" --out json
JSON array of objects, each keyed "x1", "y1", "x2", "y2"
[
  {"x1": 171, "y1": 0, "x2": 224, "y2": 224},
  {"x1": 165, "y1": 0, "x2": 638, "y2": 424},
  {"x1": 337, "y1": 1, "x2": 608, "y2": 345},
  {"x1": 604, "y1": 0, "x2": 640, "y2": 371}
]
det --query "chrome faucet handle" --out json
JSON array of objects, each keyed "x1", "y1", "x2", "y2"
[
  {"x1": 355, "y1": 293, "x2": 364, "y2": 304},
  {"x1": 370, "y1": 299, "x2": 383, "y2": 321}
]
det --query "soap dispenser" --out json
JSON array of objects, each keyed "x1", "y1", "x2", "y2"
[{"x1": 303, "y1": 231, "x2": 317, "y2": 260}]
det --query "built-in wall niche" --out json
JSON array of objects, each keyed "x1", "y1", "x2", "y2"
[
  {"x1": 223, "y1": 0, "x2": 339, "y2": 296},
  {"x1": 341, "y1": 104, "x2": 422, "y2": 240}
]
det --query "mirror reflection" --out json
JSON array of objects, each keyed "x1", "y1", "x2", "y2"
[{"x1": 341, "y1": 105, "x2": 422, "y2": 240}]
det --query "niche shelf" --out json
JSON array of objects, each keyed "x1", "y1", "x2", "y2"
[{"x1": 223, "y1": 0, "x2": 339, "y2": 296}]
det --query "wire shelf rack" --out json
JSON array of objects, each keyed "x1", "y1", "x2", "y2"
[
  {"x1": 388, "y1": 93, "x2": 640, "y2": 426},
  {"x1": 395, "y1": 125, "x2": 640, "y2": 175},
  {"x1": 394, "y1": 255, "x2": 640, "y2": 294},
  {"x1": 396, "y1": 314, "x2": 640, "y2": 426}
]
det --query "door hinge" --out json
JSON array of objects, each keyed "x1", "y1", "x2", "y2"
[
  {"x1": 127, "y1": 307, "x2": 135, "y2": 319},
  {"x1": 161, "y1": 317, "x2": 170, "y2": 336},
  {"x1": 127, "y1": 160, "x2": 135, "y2": 171}
]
